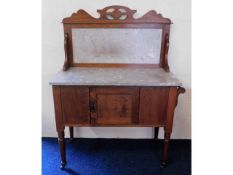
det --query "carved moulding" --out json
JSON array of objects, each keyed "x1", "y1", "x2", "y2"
[{"x1": 62, "y1": 5, "x2": 171, "y2": 24}]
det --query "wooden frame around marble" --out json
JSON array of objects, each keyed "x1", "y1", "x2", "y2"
[{"x1": 62, "y1": 5, "x2": 172, "y2": 72}]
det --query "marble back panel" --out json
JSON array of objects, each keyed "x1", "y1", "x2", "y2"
[{"x1": 72, "y1": 28, "x2": 162, "y2": 64}]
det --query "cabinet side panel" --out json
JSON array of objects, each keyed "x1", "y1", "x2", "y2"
[
  {"x1": 61, "y1": 86, "x2": 90, "y2": 124},
  {"x1": 139, "y1": 87, "x2": 169, "y2": 125},
  {"x1": 52, "y1": 86, "x2": 64, "y2": 131},
  {"x1": 165, "y1": 87, "x2": 178, "y2": 133}
]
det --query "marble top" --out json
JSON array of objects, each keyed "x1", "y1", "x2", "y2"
[{"x1": 49, "y1": 67, "x2": 182, "y2": 86}]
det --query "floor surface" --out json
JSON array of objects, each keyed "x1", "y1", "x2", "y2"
[{"x1": 42, "y1": 138, "x2": 191, "y2": 175}]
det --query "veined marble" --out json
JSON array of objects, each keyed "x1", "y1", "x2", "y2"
[
  {"x1": 72, "y1": 28, "x2": 162, "y2": 64},
  {"x1": 50, "y1": 67, "x2": 182, "y2": 86}
]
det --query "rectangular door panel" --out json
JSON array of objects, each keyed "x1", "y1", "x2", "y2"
[
  {"x1": 61, "y1": 86, "x2": 90, "y2": 124},
  {"x1": 90, "y1": 87, "x2": 139, "y2": 125}
]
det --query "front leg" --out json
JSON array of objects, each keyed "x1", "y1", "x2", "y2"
[
  {"x1": 160, "y1": 131, "x2": 171, "y2": 168},
  {"x1": 58, "y1": 131, "x2": 66, "y2": 169},
  {"x1": 160, "y1": 87, "x2": 180, "y2": 168}
]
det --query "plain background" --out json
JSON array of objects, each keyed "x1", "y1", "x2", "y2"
[
  {"x1": 42, "y1": 0, "x2": 191, "y2": 139},
  {"x1": 1, "y1": 0, "x2": 233, "y2": 175}
]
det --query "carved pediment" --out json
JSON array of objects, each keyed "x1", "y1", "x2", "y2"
[{"x1": 62, "y1": 5, "x2": 171, "y2": 24}]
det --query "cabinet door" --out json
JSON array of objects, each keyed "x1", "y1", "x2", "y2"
[
  {"x1": 139, "y1": 88, "x2": 169, "y2": 125},
  {"x1": 90, "y1": 87, "x2": 139, "y2": 125},
  {"x1": 61, "y1": 86, "x2": 90, "y2": 124}
]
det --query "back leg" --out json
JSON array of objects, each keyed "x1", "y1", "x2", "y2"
[
  {"x1": 154, "y1": 127, "x2": 159, "y2": 140},
  {"x1": 69, "y1": 127, "x2": 74, "y2": 143}
]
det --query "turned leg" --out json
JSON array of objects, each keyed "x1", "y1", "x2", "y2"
[
  {"x1": 154, "y1": 127, "x2": 159, "y2": 140},
  {"x1": 58, "y1": 131, "x2": 66, "y2": 169},
  {"x1": 160, "y1": 131, "x2": 171, "y2": 168},
  {"x1": 69, "y1": 126, "x2": 74, "y2": 143}
]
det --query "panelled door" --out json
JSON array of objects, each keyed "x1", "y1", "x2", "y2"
[{"x1": 90, "y1": 87, "x2": 139, "y2": 125}]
